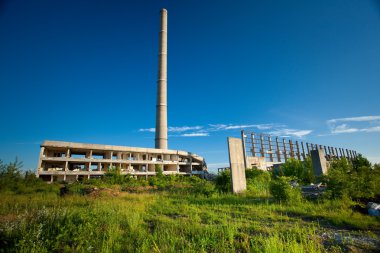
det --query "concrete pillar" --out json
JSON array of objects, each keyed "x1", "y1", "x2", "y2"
[
  {"x1": 301, "y1": 141, "x2": 306, "y2": 160},
  {"x1": 268, "y1": 136, "x2": 273, "y2": 162},
  {"x1": 346, "y1": 149, "x2": 350, "y2": 159},
  {"x1": 306, "y1": 142, "x2": 310, "y2": 155},
  {"x1": 251, "y1": 133, "x2": 256, "y2": 157},
  {"x1": 241, "y1": 130, "x2": 248, "y2": 168},
  {"x1": 324, "y1": 146, "x2": 328, "y2": 157},
  {"x1": 296, "y1": 141, "x2": 301, "y2": 160},
  {"x1": 276, "y1": 137, "x2": 281, "y2": 162},
  {"x1": 227, "y1": 137, "x2": 247, "y2": 194},
  {"x1": 155, "y1": 9, "x2": 168, "y2": 149},
  {"x1": 288, "y1": 140, "x2": 293, "y2": 158},
  {"x1": 260, "y1": 134, "x2": 265, "y2": 158},
  {"x1": 311, "y1": 148, "x2": 328, "y2": 176},
  {"x1": 282, "y1": 138, "x2": 287, "y2": 161},
  {"x1": 37, "y1": 146, "x2": 45, "y2": 172}
]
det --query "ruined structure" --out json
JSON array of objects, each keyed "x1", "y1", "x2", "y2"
[
  {"x1": 36, "y1": 9, "x2": 207, "y2": 182},
  {"x1": 241, "y1": 130, "x2": 358, "y2": 170},
  {"x1": 37, "y1": 141, "x2": 205, "y2": 182}
]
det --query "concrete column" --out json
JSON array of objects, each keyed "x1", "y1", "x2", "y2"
[
  {"x1": 296, "y1": 141, "x2": 301, "y2": 160},
  {"x1": 37, "y1": 146, "x2": 45, "y2": 172},
  {"x1": 346, "y1": 149, "x2": 350, "y2": 159},
  {"x1": 282, "y1": 138, "x2": 287, "y2": 161},
  {"x1": 241, "y1": 130, "x2": 248, "y2": 168},
  {"x1": 289, "y1": 140, "x2": 294, "y2": 158},
  {"x1": 306, "y1": 142, "x2": 310, "y2": 155},
  {"x1": 301, "y1": 141, "x2": 306, "y2": 160},
  {"x1": 260, "y1": 134, "x2": 265, "y2": 158},
  {"x1": 324, "y1": 146, "x2": 328, "y2": 156},
  {"x1": 311, "y1": 148, "x2": 328, "y2": 176},
  {"x1": 276, "y1": 137, "x2": 281, "y2": 162},
  {"x1": 268, "y1": 136, "x2": 273, "y2": 162},
  {"x1": 155, "y1": 9, "x2": 168, "y2": 149},
  {"x1": 335, "y1": 148, "x2": 339, "y2": 158},
  {"x1": 251, "y1": 133, "x2": 256, "y2": 157}
]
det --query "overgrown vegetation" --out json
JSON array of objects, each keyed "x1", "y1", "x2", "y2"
[{"x1": 0, "y1": 157, "x2": 379, "y2": 252}]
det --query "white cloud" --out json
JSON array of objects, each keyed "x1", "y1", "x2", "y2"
[
  {"x1": 181, "y1": 132, "x2": 209, "y2": 137},
  {"x1": 168, "y1": 126, "x2": 203, "y2": 132},
  {"x1": 139, "y1": 123, "x2": 313, "y2": 139},
  {"x1": 269, "y1": 129, "x2": 312, "y2": 138},
  {"x1": 327, "y1": 116, "x2": 380, "y2": 124},
  {"x1": 208, "y1": 123, "x2": 275, "y2": 131},
  {"x1": 327, "y1": 115, "x2": 380, "y2": 135},
  {"x1": 365, "y1": 126, "x2": 380, "y2": 132},
  {"x1": 139, "y1": 126, "x2": 202, "y2": 133},
  {"x1": 331, "y1": 124, "x2": 359, "y2": 134},
  {"x1": 138, "y1": 128, "x2": 155, "y2": 132}
]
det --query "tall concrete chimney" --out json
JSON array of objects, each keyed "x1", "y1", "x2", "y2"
[{"x1": 155, "y1": 8, "x2": 168, "y2": 149}]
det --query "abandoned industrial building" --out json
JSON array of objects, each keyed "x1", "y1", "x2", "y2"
[
  {"x1": 37, "y1": 141, "x2": 205, "y2": 182},
  {"x1": 36, "y1": 9, "x2": 208, "y2": 182}
]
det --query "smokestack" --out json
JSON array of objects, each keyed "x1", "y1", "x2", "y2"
[{"x1": 155, "y1": 8, "x2": 168, "y2": 149}]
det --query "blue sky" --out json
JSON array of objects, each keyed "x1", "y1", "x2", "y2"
[{"x1": 1, "y1": 0, "x2": 380, "y2": 172}]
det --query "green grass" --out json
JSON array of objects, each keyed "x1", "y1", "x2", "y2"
[{"x1": 1, "y1": 190, "x2": 379, "y2": 252}]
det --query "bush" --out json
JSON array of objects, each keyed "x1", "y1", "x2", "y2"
[
  {"x1": 273, "y1": 157, "x2": 315, "y2": 184},
  {"x1": 269, "y1": 176, "x2": 302, "y2": 203},
  {"x1": 215, "y1": 170, "x2": 231, "y2": 193},
  {"x1": 246, "y1": 167, "x2": 271, "y2": 196},
  {"x1": 0, "y1": 159, "x2": 60, "y2": 194},
  {"x1": 324, "y1": 156, "x2": 380, "y2": 200}
]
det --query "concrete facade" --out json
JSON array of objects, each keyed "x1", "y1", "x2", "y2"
[
  {"x1": 155, "y1": 9, "x2": 168, "y2": 149},
  {"x1": 37, "y1": 140, "x2": 206, "y2": 182},
  {"x1": 228, "y1": 137, "x2": 247, "y2": 193}
]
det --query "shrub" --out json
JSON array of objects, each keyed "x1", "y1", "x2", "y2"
[
  {"x1": 215, "y1": 170, "x2": 231, "y2": 193},
  {"x1": 273, "y1": 157, "x2": 315, "y2": 184},
  {"x1": 246, "y1": 167, "x2": 271, "y2": 196},
  {"x1": 269, "y1": 176, "x2": 302, "y2": 203},
  {"x1": 324, "y1": 156, "x2": 380, "y2": 200}
]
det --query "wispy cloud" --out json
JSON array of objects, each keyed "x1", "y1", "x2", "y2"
[
  {"x1": 269, "y1": 129, "x2": 312, "y2": 138},
  {"x1": 181, "y1": 132, "x2": 209, "y2": 137},
  {"x1": 139, "y1": 123, "x2": 312, "y2": 139},
  {"x1": 139, "y1": 128, "x2": 156, "y2": 132},
  {"x1": 139, "y1": 126, "x2": 203, "y2": 133},
  {"x1": 327, "y1": 115, "x2": 380, "y2": 134},
  {"x1": 327, "y1": 116, "x2": 380, "y2": 124},
  {"x1": 208, "y1": 123, "x2": 275, "y2": 131},
  {"x1": 168, "y1": 126, "x2": 203, "y2": 132}
]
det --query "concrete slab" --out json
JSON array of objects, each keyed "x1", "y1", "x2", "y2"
[{"x1": 228, "y1": 137, "x2": 247, "y2": 193}]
